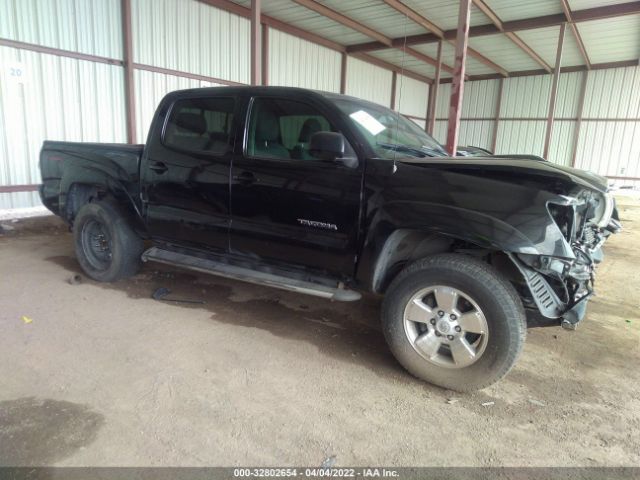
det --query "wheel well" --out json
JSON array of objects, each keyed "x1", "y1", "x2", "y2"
[
  {"x1": 375, "y1": 230, "x2": 527, "y2": 294},
  {"x1": 63, "y1": 183, "x2": 147, "y2": 238},
  {"x1": 374, "y1": 231, "x2": 453, "y2": 293},
  {"x1": 64, "y1": 183, "x2": 102, "y2": 223}
]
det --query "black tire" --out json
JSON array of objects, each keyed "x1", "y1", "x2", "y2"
[
  {"x1": 73, "y1": 200, "x2": 143, "y2": 282},
  {"x1": 382, "y1": 254, "x2": 526, "y2": 392}
]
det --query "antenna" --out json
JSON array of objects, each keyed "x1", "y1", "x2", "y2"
[{"x1": 393, "y1": 12, "x2": 409, "y2": 174}]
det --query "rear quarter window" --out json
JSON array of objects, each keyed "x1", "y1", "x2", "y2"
[{"x1": 164, "y1": 97, "x2": 235, "y2": 154}]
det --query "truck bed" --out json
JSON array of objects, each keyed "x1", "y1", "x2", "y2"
[{"x1": 39, "y1": 141, "x2": 144, "y2": 216}]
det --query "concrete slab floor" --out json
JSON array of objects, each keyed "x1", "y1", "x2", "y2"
[{"x1": 0, "y1": 198, "x2": 639, "y2": 467}]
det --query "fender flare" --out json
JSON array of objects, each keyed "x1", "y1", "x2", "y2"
[{"x1": 357, "y1": 202, "x2": 563, "y2": 293}]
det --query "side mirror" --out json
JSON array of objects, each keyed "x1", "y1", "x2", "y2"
[
  {"x1": 309, "y1": 132, "x2": 345, "y2": 161},
  {"x1": 309, "y1": 132, "x2": 358, "y2": 168}
]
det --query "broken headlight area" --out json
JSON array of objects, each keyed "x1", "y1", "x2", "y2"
[
  {"x1": 547, "y1": 191, "x2": 620, "y2": 244},
  {"x1": 511, "y1": 191, "x2": 620, "y2": 329}
]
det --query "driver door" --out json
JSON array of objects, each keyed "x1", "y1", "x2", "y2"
[{"x1": 229, "y1": 96, "x2": 363, "y2": 277}]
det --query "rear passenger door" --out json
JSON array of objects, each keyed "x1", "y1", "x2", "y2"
[
  {"x1": 229, "y1": 96, "x2": 363, "y2": 277},
  {"x1": 141, "y1": 95, "x2": 236, "y2": 252}
]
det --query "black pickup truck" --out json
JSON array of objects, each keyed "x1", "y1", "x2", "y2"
[{"x1": 39, "y1": 86, "x2": 620, "y2": 391}]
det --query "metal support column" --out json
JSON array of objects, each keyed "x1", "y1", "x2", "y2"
[
  {"x1": 261, "y1": 23, "x2": 269, "y2": 85},
  {"x1": 340, "y1": 52, "x2": 348, "y2": 94},
  {"x1": 121, "y1": 0, "x2": 136, "y2": 143},
  {"x1": 571, "y1": 70, "x2": 589, "y2": 167},
  {"x1": 426, "y1": 40, "x2": 442, "y2": 135},
  {"x1": 445, "y1": 0, "x2": 471, "y2": 156},
  {"x1": 390, "y1": 71, "x2": 397, "y2": 109},
  {"x1": 251, "y1": 0, "x2": 261, "y2": 85},
  {"x1": 543, "y1": 22, "x2": 566, "y2": 159},
  {"x1": 491, "y1": 78, "x2": 504, "y2": 153}
]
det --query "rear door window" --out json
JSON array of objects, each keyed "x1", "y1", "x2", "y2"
[{"x1": 164, "y1": 97, "x2": 235, "y2": 154}]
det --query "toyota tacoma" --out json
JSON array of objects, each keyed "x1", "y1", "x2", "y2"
[{"x1": 39, "y1": 87, "x2": 620, "y2": 391}]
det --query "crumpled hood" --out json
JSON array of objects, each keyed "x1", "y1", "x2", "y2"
[
  {"x1": 363, "y1": 155, "x2": 611, "y2": 259},
  {"x1": 395, "y1": 155, "x2": 609, "y2": 194},
  {"x1": 540, "y1": 161, "x2": 608, "y2": 192}
]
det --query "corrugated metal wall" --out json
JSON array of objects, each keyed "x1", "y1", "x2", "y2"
[
  {"x1": 458, "y1": 80, "x2": 499, "y2": 150},
  {"x1": 576, "y1": 66, "x2": 640, "y2": 183},
  {"x1": 393, "y1": 74, "x2": 429, "y2": 119},
  {"x1": 2, "y1": 0, "x2": 639, "y2": 209},
  {"x1": 432, "y1": 66, "x2": 640, "y2": 184},
  {"x1": 0, "y1": 0, "x2": 123, "y2": 59},
  {"x1": 432, "y1": 82, "x2": 451, "y2": 144},
  {"x1": 345, "y1": 56, "x2": 393, "y2": 107},
  {"x1": 0, "y1": 46, "x2": 127, "y2": 208},
  {"x1": 500, "y1": 75, "x2": 552, "y2": 117},
  {"x1": 0, "y1": 0, "x2": 126, "y2": 209},
  {"x1": 133, "y1": 0, "x2": 250, "y2": 84},
  {"x1": 268, "y1": 29, "x2": 341, "y2": 92}
]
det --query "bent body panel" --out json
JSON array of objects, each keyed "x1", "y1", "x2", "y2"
[
  {"x1": 39, "y1": 140, "x2": 143, "y2": 222},
  {"x1": 355, "y1": 158, "x2": 590, "y2": 290}
]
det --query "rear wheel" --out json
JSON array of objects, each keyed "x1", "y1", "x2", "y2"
[
  {"x1": 382, "y1": 254, "x2": 526, "y2": 391},
  {"x1": 73, "y1": 200, "x2": 143, "y2": 282}
]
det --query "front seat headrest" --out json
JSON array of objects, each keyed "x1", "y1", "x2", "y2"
[{"x1": 298, "y1": 118, "x2": 323, "y2": 143}]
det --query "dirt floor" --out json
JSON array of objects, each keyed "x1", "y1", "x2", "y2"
[{"x1": 0, "y1": 196, "x2": 639, "y2": 467}]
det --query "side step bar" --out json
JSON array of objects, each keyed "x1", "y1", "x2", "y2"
[{"x1": 141, "y1": 247, "x2": 362, "y2": 302}]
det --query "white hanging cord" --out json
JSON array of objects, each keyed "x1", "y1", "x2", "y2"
[{"x1": 393, "y1": 13, "x2": 409, "y2": 173}]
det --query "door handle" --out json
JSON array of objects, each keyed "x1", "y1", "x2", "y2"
[
  {"x1": 233, "y1": 171, "x2": 258, "y2": 185},
  {"x1": 149, "y1": 161, "x2": 168, "y2": 174}
]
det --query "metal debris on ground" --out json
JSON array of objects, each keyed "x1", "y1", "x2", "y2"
[
  {"x1": 151, "y1": 287, "x2": 205, "y2": 304},
  {"x1": 481, "y1": 401, "x2": 495, "y2": 407},
  {"x1": 21, "y1": 316, "x2": 33, "y2": 324},
  {"x1": 67, "y1": 274, "x2": 82, "y2": 285},
  {"x1": 446, "y1": 398, "x2": 460, "y2": 404}
]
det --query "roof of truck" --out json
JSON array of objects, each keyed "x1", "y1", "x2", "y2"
[{"x1": 164, "y1": 85, "x2": 385, "y2": 109}]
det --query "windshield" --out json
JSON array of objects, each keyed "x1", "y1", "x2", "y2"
[{"x1": 334, "y1": 99, "x2": 447, "y2": 159}]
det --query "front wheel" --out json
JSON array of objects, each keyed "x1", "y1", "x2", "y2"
[
  {"x1": 382, "y1": 254, "x2": 526, "y2": 391},
  {"x1": 73, "y1": 200, "x2": 144, "y2": 282}
]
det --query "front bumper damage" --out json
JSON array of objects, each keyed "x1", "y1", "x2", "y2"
[{"x1": 508, "y1": 214, "x2": 621, "y2": 330}]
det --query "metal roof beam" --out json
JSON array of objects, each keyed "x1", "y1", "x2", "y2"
[
  {"x1": 380, "y1": 0, "x2": 508, "y2": 77},
  {"x1": 198, "y1": 0, "x2": 345, "y2": 52},
  {"x1": 404, "y1": 46, "x2": 454, "y2": 74},
  {"x1": 347, "y1": 1, "x2": 640, "y2": 52},
  {"x1": 560, "y1": 0, "x2": 592, "y2": 69},
  {"x1": 291, "y1": 0, "x2": 450, "y2": 81},
  {"x1": 350, "y1": 53, "x2": 433, "y2": 84},
  {"x1": 291, "y1": 0, "x2": 392, "y2": 46},
  {"x1": 437, "y1": 59, "x2": 640, "y2": 83},
  {"x1": 382, "y1": 0, "x2": 444, "y2": 37},
  {"x1": 198, "y1": 0, "x2": 432, "y2": 83},
  {"x1": 472, "y1": 0, "x2": 552, "y2": 73},
  {"x1": 467, "y1": 45, "x2": 509, "y2": 76}
]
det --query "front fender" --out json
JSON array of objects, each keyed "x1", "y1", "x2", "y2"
[{"x1": 356, "y1": 201, "x2": 571, "y2": 292}]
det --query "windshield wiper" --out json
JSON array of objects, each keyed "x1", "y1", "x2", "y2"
[
  {"x1": 377, "y1": 143, "x2": 447, "y2": 158},
  {"x1": 420, "y1": 146, "x2": 448, "y2": 157}
]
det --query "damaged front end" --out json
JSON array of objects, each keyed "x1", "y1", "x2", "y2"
[{"x1": 509, "y1": 190, "x2": 621, "y2": 329}]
